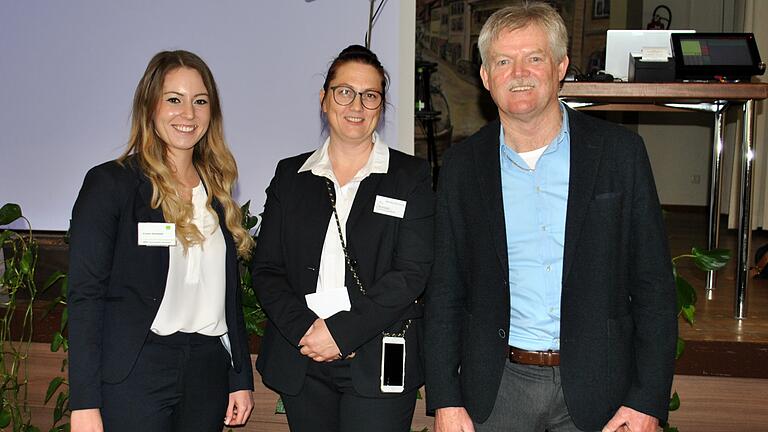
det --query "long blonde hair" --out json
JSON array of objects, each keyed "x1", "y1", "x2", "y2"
[{"x1": 119, "y1": 50, "x2": 253, "y2": 257}]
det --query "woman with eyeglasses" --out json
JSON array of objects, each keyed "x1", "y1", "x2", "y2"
[{"x1": 252, "y1": 45, "x2": 434, "y2": 432}]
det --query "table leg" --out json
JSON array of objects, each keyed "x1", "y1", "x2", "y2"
[
  {"x1": 735, "y1": 100, "x2": 756, "y2": 319},
  {"x1": 705, "y1": 104, "x2": 728, "y2": 300}
]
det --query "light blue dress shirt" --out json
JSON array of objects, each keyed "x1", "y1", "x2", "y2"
[{"x1": 500, "y1": 106, "x2": 570, "y2": 351}]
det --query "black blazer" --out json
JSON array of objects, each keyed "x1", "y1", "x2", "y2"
[
  {"x1": 252, "y1": 148, "x2": 434, "y2": 397},
  {"x1": 68, "y1": 156, "x2": 254, "y2": 410},
  {"x1": 424, "y1": 108, "x2": 677, "y2": 431}
]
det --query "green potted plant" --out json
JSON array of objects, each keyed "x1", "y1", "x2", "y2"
[
  {"x1": 239, "y1": 201, "x2": 268, "y2": 343},
  {"x1": 664, "y1": 247, "x2": 730, "y2": 432}
]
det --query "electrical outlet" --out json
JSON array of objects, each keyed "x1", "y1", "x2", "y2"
[{"x1": 691, "y1": 175, "x2": 701, "y2": 184}]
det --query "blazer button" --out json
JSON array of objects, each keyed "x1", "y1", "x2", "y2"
[{"x1": 498, "y1": 329, "x2": 506, "y2": 339}]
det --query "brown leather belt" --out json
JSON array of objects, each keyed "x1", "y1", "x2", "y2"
[{"x1": 508, "y1": 346, "x2": 560, "y2": 366}]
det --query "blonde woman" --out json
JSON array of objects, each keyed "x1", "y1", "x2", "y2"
[{"x1": 68, "y1": 50, "x2": 254, "y2": 432}]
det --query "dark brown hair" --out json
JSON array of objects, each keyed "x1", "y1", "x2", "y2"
[{"x1": 322, "y1": 44, "x2": 389, "y2": 113}]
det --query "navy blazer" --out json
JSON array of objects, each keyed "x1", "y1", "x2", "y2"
[
  {"x1": 424, "y1": 108, "x2": 677, "y2": 430},
  {"x1": 253, "y1": 148, "x2": 434, "y2": 397},
  {"x1": 68, "y1": 156, "x2": 254, "y2": 410}
]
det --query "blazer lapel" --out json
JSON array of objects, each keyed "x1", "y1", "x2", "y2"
[
  {"x1": 298, "y1": 173, "x2": 335, "y2": 293},
  {"x1": 346, "y1": 171, "x2": 384, "y2": 231},
  {"x1": 212, "y1": 197, "x2": 235, "y2": 261},
  {"x1": 134, "y1": 170, "x2": 165, "y2": 223},
  {"x1": 211, "y1": 196, "x2": 238, "y2": 309},
  {"x1": 473, "y1": 121, "x2": 509, "y2": 275},
  {"x1": 130, "y1": 162, "x2": 169, "y2": 299},
  {"x1": 562, "y1": 109, "x2": 603, "y2": 284}
]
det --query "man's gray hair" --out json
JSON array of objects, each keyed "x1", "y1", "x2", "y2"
[{"x1": 478, "y1": 1, "x2": 569, "y2": 67}]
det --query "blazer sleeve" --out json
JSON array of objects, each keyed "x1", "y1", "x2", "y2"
[
  {"x1": 623, "y1": 135, "x2": 678, "y2": 422},
  {"x1": 230, "y1": 271, "x2": 256, "y2": 392},
  {"x1": 252, "y1": 161, "x2": 319, "y2": 347},
  {"x1": 68, "y1": 165, "x2": 122, "y2": 410},
  {"x1": 325, "y1": 161, "x2": 435, "y2": 356},
  {"x1": 424, "y1": 149, "x2": 468, "y2": 411}
]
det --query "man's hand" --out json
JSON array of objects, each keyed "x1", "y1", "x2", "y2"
[
  {"x1": 435, "y1": 407, "x2": 475, "y2": 432},
  {"x1": 71, "y1": 408, "x2": 104, "y2": 432},
  {"x1": 299, "y1": 318, "x2": 342, "y2": 362},
  {"x1": 602, "y1": 406, "x2": 659, "y2": 432},
  {"x1": 224, "y1": 390, "x2": 254, "y2": 426}
]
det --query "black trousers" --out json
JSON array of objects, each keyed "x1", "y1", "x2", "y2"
[
  {"x1": 100, "y1": 332, "x2": 231, "y2": 432},
  {"x1": 281, "y1": 359, "x2": 417, "y2": 432}
]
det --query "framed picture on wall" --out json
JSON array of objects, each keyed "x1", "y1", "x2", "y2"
[{"x1": 593, "y1": 0, "x2": 609, "y2": 19}]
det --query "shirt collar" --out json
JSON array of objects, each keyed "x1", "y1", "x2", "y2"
[
  {"x1": 499, "y1": 102, "x2": 571, "y2": 155},
  {"x1": 298, "y1": 132, "x2": 389, "y2": 183}
]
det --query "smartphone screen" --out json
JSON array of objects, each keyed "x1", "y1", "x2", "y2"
[{"x1": 382, "y1": 342, "x2": 404, "y2": 386}]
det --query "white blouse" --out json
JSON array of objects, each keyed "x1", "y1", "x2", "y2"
[
  {"x1": 151, "y1": 183, "x2": 228, "y2": 337},
  {"x1": 298, "y1": 133, "x2": 389, "y2": 317}
]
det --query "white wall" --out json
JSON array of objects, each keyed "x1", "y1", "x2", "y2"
[
  {"x1": 637, "y1": 112, "x2": 714, "y2": 206},
  {"x1": 639, "y1": 0, "x2": 734, "y2": 206},
  {"x1": 0, "y1": 1, "x2": 415, "y2": 230}
]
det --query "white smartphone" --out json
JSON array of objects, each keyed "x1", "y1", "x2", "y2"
[{"x1": 380, "y1": 336, "x2": 406, "y2": 393}]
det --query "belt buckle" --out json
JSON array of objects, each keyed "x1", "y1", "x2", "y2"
[{"x1": 541, "y1": 350, "x2": 553, "y2": 366}]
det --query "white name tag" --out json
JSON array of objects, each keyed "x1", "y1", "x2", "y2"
[
  {"x1": 137, "y1": 222, "x2": 176, "y2": 246},
  {"x1": 373, "y1": 195, "x2": 407, "y2": 219}
]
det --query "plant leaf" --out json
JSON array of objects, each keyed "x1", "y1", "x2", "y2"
[
  {"x1": 60, "y1": 276, "x2": 68, "y2": 298},
  {"x1": 0, "y1": 230, "x2": 12, "y2": 245},
  {"x1": 240, "y1": 201, "x2": 252, "y2": 227},
  {"x1": 691, "y1": 247, "x2": 731, "y2": 271},
  {"x1": 681, "y1": 304, "x2": 696, "y2": 325},
  {"x1": 45, "y1": 376, "x2": 65, "y2": 403},
  {"x1": 676, "y1": 337, "x2": 686, "y2": 360},
  {"x1": 43, "y1": 271, "x2": 66, "y2": 293},
  {"x1": 0, "y1": 203, "x2": 22, "y2": 225},
  {"x1": 53, "y1": 390, "x2": 67, "y2": 423},
  {"x1": 53, "y1": 405, "x2": 62, "y2": 424},
  {"x1": 20, "y1": 247, "x2": 34, "y2": 275},
  {"x1": 60, "y1": 307, "x2": 68, "y2": 332},
  {"x1": 0, "y1": 406, "x2": 11, "y2": 427},
  {"x1": 243, "y1": 307, "x2": 266, "y2": 336},
  {"x1": 240, "y1": 269, "x2": 254, "y2": 298},
  {"x1": 51, "y1": 332, "x2": 65, "y2": 352},
  {"x1": 675, "y1": 275, "x2": 696, "y2": 313},
  {"x1": 669, "y1": 391, "x2": 681, "y2": 411},
  {"x1": 274, "y1": 396, "x2": 286, "y2": 414}
]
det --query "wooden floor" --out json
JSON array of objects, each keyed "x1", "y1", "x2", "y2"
[
  {"x1": 15, "y1": 208, "x2": 768, "y2": 431},
  {"x1": 20, "y1": 347, "x2": 768, "y2": 432},
  {"x1": 667, "y1": 208, "x2": 768, "y2": 344}
]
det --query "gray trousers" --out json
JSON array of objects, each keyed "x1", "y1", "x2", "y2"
[{"x1": 474, "y1": 361, "x2": 598, "y2": 432}]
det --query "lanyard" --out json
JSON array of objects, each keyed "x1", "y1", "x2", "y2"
[{"x1": 324, "y1": 178, "x2": 410, "y2": 338}]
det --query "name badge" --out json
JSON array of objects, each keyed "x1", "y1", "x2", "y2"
[
  {"x1": 373, "y1": 195, "x2": 406, "y2": 219},
  {"x1": 138, "y1": 222, "x2": 176, "y2": 246}
]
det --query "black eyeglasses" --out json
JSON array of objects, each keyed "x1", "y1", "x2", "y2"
[{"x1": 329, "y1": 85, "x2": 383, "y2": 110}]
